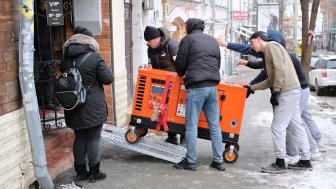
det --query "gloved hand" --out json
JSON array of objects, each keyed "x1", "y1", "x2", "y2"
[
  {"x1": 270, "y1": 90, "x2": 280, "y2": 105},
  {"x1": 243, "y1": 85, "x2": 254, "y2": 98}
]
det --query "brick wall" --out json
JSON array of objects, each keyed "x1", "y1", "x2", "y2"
[
  {"x1": 96, "y1": 0, "x2": 114, "y2": 124},
  {"x1": 0, "y1": 1, "x2": 36, "y2": 188},
  {"x1": 0, "y1": 0, "x2": 22, "y2": 116}
]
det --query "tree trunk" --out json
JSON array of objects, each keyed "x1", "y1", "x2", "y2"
[{"x1": 300, "y1": 0, "x2": 321, "y2": 79}]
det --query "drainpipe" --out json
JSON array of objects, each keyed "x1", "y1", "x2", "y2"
[
  {"x1": 109, "y1": 0, "x2": 117, "y2": 124},
  {"x1": 19, "y1": 0, "x2": 54, "y2": 188}
]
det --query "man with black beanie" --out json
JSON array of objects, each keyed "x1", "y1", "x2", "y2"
[{"x1": 143, "y1": 26, "x2": 184, "y2": 145}]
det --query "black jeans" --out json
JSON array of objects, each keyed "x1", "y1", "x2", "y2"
[{"x1": 73, "y1": 125, "x2": 103, "y2": 165}]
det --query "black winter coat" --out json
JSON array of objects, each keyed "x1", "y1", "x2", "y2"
[
  {"x1": 62, "y1": 34, "x2": 114, "y2": 130},
  {"x1": 175, "y1": 18, "x2": 221, "y2": 89},
  {"x1": 147, "y1": 27, "x2": 179, "y2": 71}
]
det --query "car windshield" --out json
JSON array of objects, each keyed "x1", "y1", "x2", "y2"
[{"x1": 326, "y1": 59, "x2": 336, "y2": 69}]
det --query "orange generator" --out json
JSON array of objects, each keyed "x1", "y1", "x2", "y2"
[{"x1": 125, "y1": 68, "x2": 247, "y2": 163}]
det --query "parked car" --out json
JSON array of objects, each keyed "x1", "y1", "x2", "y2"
[{"x1": 309, "y1": 55, "x2": 336, "y2": 95}]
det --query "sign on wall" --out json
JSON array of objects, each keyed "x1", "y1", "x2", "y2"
[
  {"x1": 257, "y1": 4, "x2": 279, "y2": 32},
  {"x1": 233, "y1": 11, "x2": 249, "y2": 20},
  {"x1": 46, "y1": 0, "x2": 64, "y2": 26}
]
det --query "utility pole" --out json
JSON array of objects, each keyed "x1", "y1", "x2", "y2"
[
  {"x1": 211, "y1": 0, "x2": 216, "y2": 36},
  {"x1": 293, "y1": 0, "x2": 298, "y2": 54}
]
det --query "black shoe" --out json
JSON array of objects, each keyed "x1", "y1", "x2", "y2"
[
  {"x1": 210, "y1": 161, "x2": 225, "y2": 171},
  {"x1": 89, "y1": 162, "x2": 107, "y2": 183},
  {"x1": 165, "y1": 136, "x2": 178, "y2": 145},
  {"x1": 74, "y1": 163, "x2": 89, "y2": 182},
  {"x1": 173, "y1": 158, "x2": 197, "y2": 171},
  {"x1": 288, "y1": 160, "x2": 313, "y2": 171},
  {"x1": 261, "y1": 163, "x2": 287, "y2": 174}
]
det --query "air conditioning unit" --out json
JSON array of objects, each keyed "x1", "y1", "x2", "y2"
[{"x1": 73, "y1": 0, "x2": 102, "y2": 35}]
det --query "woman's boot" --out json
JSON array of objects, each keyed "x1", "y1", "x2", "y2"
[{"x1": 89, "y1": 162, "x2": 107, "y2": 183}]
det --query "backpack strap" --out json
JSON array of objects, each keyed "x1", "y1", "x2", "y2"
[{"x1": 73, "y1": 52, "x2": 93, "y2": 69}]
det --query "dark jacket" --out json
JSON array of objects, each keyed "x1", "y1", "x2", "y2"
[
  {"x1": 147, "y1": 27, "x2": 179, "y2": 71},
  {"x1": 175, "y1": 18, "x2": 221, "y2": 89},
  {"x1": 227, "y1": 29, "x2": 308, "y2": 89},
  {"x1": 62, "y1": 34, "x2": 114, "y2": 130}
]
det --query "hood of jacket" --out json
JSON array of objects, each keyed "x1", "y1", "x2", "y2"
[
  {"x1": 157, "y1": 27, "x2": 171, "y2": 47},
  {"x1": 186, "y1": 18, "x2": 205, "y2": 34},
  {"x1": 267, "y1": 29, "x2": 286, "y2": 48},
  {"x1": 63, "y1": 34, "x2": 99, "y2": 58}
]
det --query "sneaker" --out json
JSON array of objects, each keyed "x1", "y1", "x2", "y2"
[
  {"x1": 261, "y1": 163, "x2": 287, "y2": 174},
  {"x1": 288, "y1": 160, "x2": 313, "y2": 171},
  {"x1": 210, "y1": 161, "x2": 225, "y2": 171},
  {"x1": 311, "y1": 150, "x2": 322, "y2": 161},
  {"x1": 173, "y1": 158, "x2": 197, "y2": 171},
  {"x1": 285, "y1": 155, "x2": 300, "y2": 165},
  {"x1": 317, "y1": 140, "x2": 326, "y2": 153}
]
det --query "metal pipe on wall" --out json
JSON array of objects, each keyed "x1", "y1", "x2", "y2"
[{"x1": 19, "y1": 0, "x2": 54, "y2": 188}]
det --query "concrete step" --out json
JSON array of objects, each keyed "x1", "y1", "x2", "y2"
[
  {"x1": 46, "y1": 137, "x2": 74, "y2": 180},
  {"x1": 44, "y1": 129, "x2": 74, "y2": 153},
  {"x1": 43, "y1": 128, "x2": 74, "y2": 180}
]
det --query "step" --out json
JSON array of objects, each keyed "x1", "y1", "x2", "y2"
[
  {"x1": 46, "y1": 138, "x2": 74, "y2": 180},
  {"x1": 44, "y1": 128, "x2": 74, "y2": 153}
]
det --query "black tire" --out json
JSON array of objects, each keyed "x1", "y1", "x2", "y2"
[
  {"x1": 136, "y1": 127, "x2": 148, "y2": 137},
  {"x1": 125, "y1": 129, "x2": 140, "y2": 144},
  {"x1": 315, "y1": 80, "x2": 323, "y2": 96},
  {"x1": 225, "y1": 143, "x2": 240, "y2": 151},
  {"x1": 223, "y1": 148, "x2": 238, "y2": 163}
]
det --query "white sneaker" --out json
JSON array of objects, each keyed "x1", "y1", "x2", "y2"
[
  {"x1": 285, "y1": 155, "x2": 300, "y2": 164},
  {"x1": 317, "y1": 140, "x2": 327, "y2": 153},
  {"x1": 311, "y1": 150, "x2": 321, "y2": 161}
]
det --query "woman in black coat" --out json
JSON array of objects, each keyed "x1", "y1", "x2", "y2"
[{"x1": 62, "y1": 26, "x2": 113, "y2": 183}]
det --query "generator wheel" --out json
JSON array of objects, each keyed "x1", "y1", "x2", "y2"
[
  {"x1": 136, "y1": 127, "x2": 148, "y2": 137},
  {"x1": 125, "y1": 129, "x2": 140, "y2": 144},
  {"x1": 225, "y1": 143, "x2": 240, "y2": 151},
  {"x1": 223, "y1": 148, "x2": 238, "y2": 163}
]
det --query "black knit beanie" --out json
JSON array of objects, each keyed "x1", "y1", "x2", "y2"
[
  {"x1": 73, "y1": 26, "x2": 94, "y2": 37},
  {"x1": 144, "y1": 26, "x2": 160, "y2": 41}
]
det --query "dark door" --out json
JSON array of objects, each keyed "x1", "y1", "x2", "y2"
[{"x1": 124, "y1": 1, "x2": 133, "y2": 104}]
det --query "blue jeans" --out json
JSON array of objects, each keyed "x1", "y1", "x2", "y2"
[{"x1": 185, "y1": 86, "x2": 223, "y2": 164}]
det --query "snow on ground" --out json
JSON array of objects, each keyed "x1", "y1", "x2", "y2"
[{"x1": 240, "y1": 95, "x2": 336, "y2": 189}]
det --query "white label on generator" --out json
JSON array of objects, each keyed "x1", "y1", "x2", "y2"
[
  {"x1": 229, "y1": 133, "x2": 235, "y2": 138},
  {"x1": 176, "y1": 104, "x2": 186, "y2": 117}
]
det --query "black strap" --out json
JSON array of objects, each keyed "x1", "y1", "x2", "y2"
[{"x1": 73, "y1": 52, "x2": 92, "y2": 69}]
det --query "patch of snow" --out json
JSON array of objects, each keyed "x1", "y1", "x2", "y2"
[{"x1": 240, "y1": 96, "x2": 336, "y2": 188}]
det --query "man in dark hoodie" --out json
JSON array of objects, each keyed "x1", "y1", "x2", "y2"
[
  {"x1": 173, "y1": 18, "x2": 225, "y2": 171},
  {"x1": 62, "y1": 26, "x2": 114, "y2": 183},
  {"x1": 144, "y1": 26, "x2": 185, "y2": 145}
]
